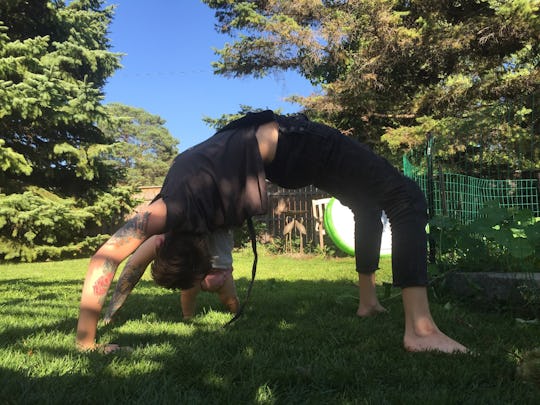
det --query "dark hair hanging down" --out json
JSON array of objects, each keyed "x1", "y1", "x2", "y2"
[{"x1": 151, "y1": 231, "x2": 212, "y2": 290}]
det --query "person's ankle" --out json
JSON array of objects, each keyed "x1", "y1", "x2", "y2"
[
  {"x1": 357, "y1": 302, "x2": 386, "y2": 317},
  {"x1": 410, "y1": 316, "x2": 438, "y2": 337}
]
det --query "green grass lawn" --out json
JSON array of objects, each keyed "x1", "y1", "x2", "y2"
[{"x1": 0, "y1": 250, "x2": 538, "y2": 404}]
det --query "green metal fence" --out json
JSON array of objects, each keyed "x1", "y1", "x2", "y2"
[{"x1": 403, "y1": 144, "x2": 540, "y2": 223}]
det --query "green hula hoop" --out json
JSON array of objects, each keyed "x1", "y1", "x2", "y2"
[{"x1": 324, "y1": 197, "x2": 355, "y2": 256}]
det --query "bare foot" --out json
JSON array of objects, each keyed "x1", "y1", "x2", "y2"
[
  {"x1": 404, "y1": 327, "x2": 468, "y2": 354},
  {"x1": 356, "y1": 272, "x2": 386, "y2": 317},
  {"x1": 401, "y1": 287, "x2": 468, "y2": 354},
  {"x1": 356, "y1": 302, "x2": 387, "y2": 317}
]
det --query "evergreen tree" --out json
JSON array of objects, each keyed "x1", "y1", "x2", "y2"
[
  {"x1": 101, "y1": 103, "x2": 179, "y2": 187},
  {"x1": 202, "y1": 105, "x2": 272, "y2": 130},
  {"x1": 203, "y1": 0, "x2": 539, "y2": 172},
  {"x1": 0, "y1": 0, "x2": 121, "y2": 196},
  {"x1": 0, "y1": 0, "x2": 137, "y2": 261}
]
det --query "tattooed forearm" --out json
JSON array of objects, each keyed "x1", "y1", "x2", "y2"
[
  {"x1": 105, "y1": 212, "x2": 151, "y2": 248},
  {"x1": 105, "y1": 261, "x2": 146, "y2": 319},
  {"x1": 118, "y1": 263, "x2": 146, "y2": 293},
  {"x1": 92, "y1": 259, "x2": 116, "y2": 305}
]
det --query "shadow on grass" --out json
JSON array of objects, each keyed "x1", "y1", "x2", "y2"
[{"x1": 0, "y1": 277, "x2": 539, "y2": 403}]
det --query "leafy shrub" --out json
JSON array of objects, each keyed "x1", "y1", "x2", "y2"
[{"x1": 430, "y1": 201, "x2": 539, "y2": 273}]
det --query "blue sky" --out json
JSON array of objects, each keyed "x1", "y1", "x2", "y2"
[{"x1": 103, "y1": 0, "x2": 316, "y2": 150}]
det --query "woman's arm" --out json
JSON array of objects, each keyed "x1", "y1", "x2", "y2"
[
  {"x1": 76, "y1": 200, "x2": 167, "y2": 351},
  {"x1": 103, "y1": 235, "x2": 161, "y2": 323}
]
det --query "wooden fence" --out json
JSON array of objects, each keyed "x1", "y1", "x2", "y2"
[
  {"x1": 260, "y1": 184, "x2": 330, "y2": 248},
  {"x1": 135, "y1": 184, "x2": 332, "y2": 247}
]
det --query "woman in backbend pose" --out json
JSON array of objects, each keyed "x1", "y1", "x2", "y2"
[{"x1": 76, "y1": 110, "x2": 467, "y2": 354}]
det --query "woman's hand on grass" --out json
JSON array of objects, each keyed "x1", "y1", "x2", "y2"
[{"x1": 77, "y1": 342, "x2": 125, "y2": 354}]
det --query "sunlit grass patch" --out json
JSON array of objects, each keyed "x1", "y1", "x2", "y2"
[{"x1": 0, "y1": 251, "x2": 538, "y2": 403}]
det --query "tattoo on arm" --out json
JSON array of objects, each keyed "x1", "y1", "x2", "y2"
[
  {"x1": 118, "y1": 263, "x2": 146, "y2": 294},
  {"x1": 93, "y1": 212, "x2": 152, "y2": 312},
  {"x1": 106, "y1": 261, "x2": 146, "y2": 318},
  {"x1": 105, "y1": 212, "x2": 151, "y2": 248},
  {"x1": 92, "y1": 259, "x2": 116, "y2": 305}
]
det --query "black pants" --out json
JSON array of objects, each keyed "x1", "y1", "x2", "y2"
[{"x1": 267, "y1": 114, "x2": 429, "y2": 287}]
